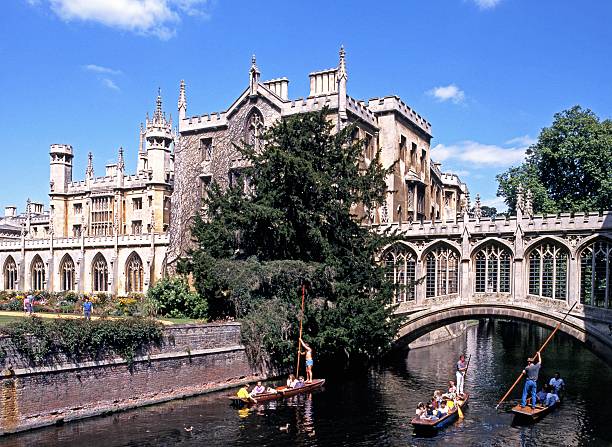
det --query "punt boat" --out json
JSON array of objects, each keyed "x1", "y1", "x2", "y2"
[
  {"x1": 510, "y1": 397, "x2": 560, "y2": 424},
  {"x1": 411, "y1": 393, "x2": 469, "y2": 434},
  {"x1": 228, "y1": 378, "x2": 325, "y2": 407}
]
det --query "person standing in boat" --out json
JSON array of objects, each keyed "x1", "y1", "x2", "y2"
[
  {"x1": 456, "y1": 355, "x2": 467, "y2": 396},
  {"x1": 300, "y1": 339, "x2": 314, "y2": 382},
  {"x1": 520, "y1": 352, "x2": 542, "y2": 410}
]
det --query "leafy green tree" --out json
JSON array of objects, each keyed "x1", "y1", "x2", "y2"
[
  {"x1": 146, "y1": 277, "x2": 207, "y2": 319},
  {"x1": 183, "y1": 109, "x2": 401, "y2": 370},
  {"x1": 497, "y1": 106, "x2": 612, "y2": 213}
]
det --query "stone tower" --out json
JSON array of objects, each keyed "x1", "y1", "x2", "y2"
[
  {"x1": 49, "y1": 144, "x2": 73, "y2": 235},
  {"x1": 145, "y1": 89, "x2": 174, "y2": 185}
]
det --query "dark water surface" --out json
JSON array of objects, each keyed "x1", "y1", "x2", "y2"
[{"x1": 2, "y1": 320, "x2": 611, "y2": 447}]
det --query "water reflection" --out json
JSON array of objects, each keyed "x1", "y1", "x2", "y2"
[{"x1": 1, "y1": 320, "x2": 611, "y2": 447}]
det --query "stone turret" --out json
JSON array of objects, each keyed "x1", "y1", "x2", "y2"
[
  {"x1": 49, "y1": 144, "x2": 73, "y2": 194},
  {"x1": 144, "y1": 89, "x2": 174, "y2": 184}
]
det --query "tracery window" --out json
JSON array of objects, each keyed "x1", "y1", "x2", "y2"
[
  {"x1": 126, "y1": 252, "x2": 144, "y2": 293},
  {"x1": 31, "y1": 255, "x2": 45, "y2": 290},
  {"x1": 246, "y1": 109, "x2": 264, "y2": 151},
  {"x1": 426, "y1": 245, "x2": 459, "y2": 298},
  {"x1": 90, "y1": 196, "x2": 113, "y2": 236},
  {"x1": 92, "y1": 254, "x2": 108, "y2": 292},
  {"x1": 383, "y1": 245, "x2": 416, "y2": 303},
  {"x1": 60, "y1": 255, "x2": 75, "y2": 292},
  {"x1": 580, "y1": 240, "x2": 611, "y2": 308},
  {"x1": 4, "y1": 256, "x2": 17, "y2": 290},
  {"x1": 474, "y1": 244, "x2": 511, "y2": 293},
  {"x1": 528, "y1": 242, "x2": 568, "y2": 300}
]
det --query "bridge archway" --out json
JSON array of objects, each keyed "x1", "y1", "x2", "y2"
[{"x1": 395, "y1": 304, "x2": 612, "y2": 363}]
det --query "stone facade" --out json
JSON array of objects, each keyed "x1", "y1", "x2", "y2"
[
  {"x1": 0, "y1": 93, "x2": 174, "y2": 296},
  {"x1": 166, "y1": 48, "x2": 468, "y2": 267}
]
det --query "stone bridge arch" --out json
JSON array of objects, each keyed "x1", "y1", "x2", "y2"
[{"x1": 395, "y1": 303, "x2": 612, "y2": 364}]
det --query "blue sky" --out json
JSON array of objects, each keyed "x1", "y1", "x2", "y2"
[{"x1": 1, "y1": 0, "x2": 611, "y2": 212}]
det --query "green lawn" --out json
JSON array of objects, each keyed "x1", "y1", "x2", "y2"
[{"x1": 0, "y1": 314, "x2": 26, "y2": 327}]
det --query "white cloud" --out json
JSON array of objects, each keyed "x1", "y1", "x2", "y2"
[
  {"x1": 473, "y1": 0, "x2": 501, "y2": 9},
  {"x1": 505, "y1": 135, "x2": 537, "y2": 147},
  {"x1": 427, "y1": 84, "x2": 465, "y2": 104},
  {"x1": 431, "y1": 137, "x2": 531, "y2": 168},
  {"x1": 32, "y1": 0, "x2": 210, "y2": 39},
  {"x1": 481, "y1": 196, "x2": 507, "y2": 209},
  {"x1": 101, "y1": 78, "x2": 120, "y2": 91},
  {"x1": 83, "y1": 64, "x2": 122, "y2": 75}
]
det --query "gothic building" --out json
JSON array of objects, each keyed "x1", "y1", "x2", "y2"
[
  {"x1": 0, "y1": 93, "x2": 174, "y2": 295},
  {"x1": 167, "y1": 48, "x2": 468, "y2": 267}
]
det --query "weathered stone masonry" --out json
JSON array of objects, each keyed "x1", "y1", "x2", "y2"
[{"x1": 0, "y1": 323, "x2": 259, "y2": 435}]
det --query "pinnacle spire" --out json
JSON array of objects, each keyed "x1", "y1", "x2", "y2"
[
  {"x1": 117, "y1": 147, "x2": 125, "y2": 171},
  {"x1": 249, "y1": 54, "x2": 260, "y2": 95},
  {"x1": 155, "y1": 87, "x2": 163, "y2": 121},
  {"x1": 86, "y1": 152, "x2": 94, "y2": 178},
  {"x1": 338, "y1": 45, "x2": 347, "y2": 80},
  {"x1": 178, "y1": 79, "x2": 187, "y2": 113}
]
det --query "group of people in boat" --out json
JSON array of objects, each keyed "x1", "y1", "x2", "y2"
[
  {"x1": 520, "y1": 352, "x2": 565, "y2": 409},
  {"x1": 235, "y1": 339, "x2": 315, "y2": 402},
  {"x1": 415, "y1": 354, "x2": 469, "y2": 421}
]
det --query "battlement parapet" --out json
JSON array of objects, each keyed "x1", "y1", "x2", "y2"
[{"x1": 366, "y1": 95, "x2": 432, "y2": 135}]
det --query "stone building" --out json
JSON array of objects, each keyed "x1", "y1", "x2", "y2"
[
  {"x1": 167, "y1": 48, "x2": 467, "y2": 267},
  {"x1": 0, "y1": 93, "x2": 174, "y2": 295}
]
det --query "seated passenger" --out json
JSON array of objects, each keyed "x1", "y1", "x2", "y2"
[
  {"x1": 446, "y1": 399, "x2": 455, "y2": 411},
  {"x1": 536, "y1": 386, "x2": 548, "y2": 404},
  {"x1": 425, "y1": 403, "x2": 439, "y2": 421},
  {"x1": 286, "y1": 374, "x2": 297, "y2": 388},
  {"x1": 545, "y1": 389, "x2": 560, "y2": 407},
  {"x1": 548, "y1": 372, "x2": 565, "y2": 395},
  {"x1": 293, "y1": 376, "x2": 305, "y2": 388},
  {"x1": 443, "y1": 381, "x2": 457, "y2": 399},
  {"x1": 433, "y1": 390, "x2": 443, "y2": 406},
  {"x1": 250, "y1": 381, "x2": 266, "y2": 396},
  {"x1": 237, "y1": 384, "x2": 251, "y2": 400},
  {"x1": 415, "y1": 402, "x2": 426, "y2": 418}
]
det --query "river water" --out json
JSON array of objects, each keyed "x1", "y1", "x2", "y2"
[{"x1": 2, "y1": 320, "x2": 611, "y2": 447}]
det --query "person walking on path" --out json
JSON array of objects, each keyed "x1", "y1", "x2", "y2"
[
  {"x1": 83, "y1": 297, "x2": 93, "y2": 320},
  {"x1": 520, "y1": 352, "x2": 542, "y2": 409},
  {"x1": 456, "y1": 354, "x2": 467, "y2": 395},
  {"x1": 24, "y1": 293, "x2": 34, "y2": 316}
]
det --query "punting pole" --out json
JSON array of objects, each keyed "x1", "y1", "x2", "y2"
[
  {"x1": 495, "y1": 301, "x2": 577, "y2": 409},
  {"x1": 295, "y1": 284, "x2": 306, "y2": 378}
]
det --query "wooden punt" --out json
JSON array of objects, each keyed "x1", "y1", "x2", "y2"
[
  {"x1": 411, "y1": 394, "x2": 469, "y2": 433},
  {"x1": 228, "y1": 379, "x2": 325, "y2": 407},
  {"x1": 510, "y1": 398, "x2": 560, "y2": 424}
]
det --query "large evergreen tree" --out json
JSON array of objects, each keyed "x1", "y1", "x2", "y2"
[
  {"x1": 497, "y1": 106, "x2": 612, "y2": 213},
  {"x1": 182, "y1": 109, "x2": 401, "y2": 370}
]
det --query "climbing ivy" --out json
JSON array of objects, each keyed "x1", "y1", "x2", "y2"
[{"x1": 0, "y1": 317, "x2": 163, "y2": 367}]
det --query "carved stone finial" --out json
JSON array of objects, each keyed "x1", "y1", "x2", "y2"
[
  {"x1": 516, "y1": 184, "x2": 525, "y2": 213},
  {"x1": 249, "y1": 54, "x2": 260, "y2": 94},
  {"x1": 525, "y1": 188, "x2": 533, "y2": 218},
  {"x1": 474, "y1": 193, "x2": 482, "y2": 221},
  {"x1": 338, "y1": 45, "x2": 348, "y2": 80},
  {"x1": 154, "y1": 88, "x2": 163, "y2": 122},
  {"x1": 178, "y1": 79, "x2": 186, "y2": 112},
  {"x1": 117, "y1": 147, "x2": 125, "y2": 172},
  {"x1": 86, "y1": 152, "x2": 94, "y2": 178}
]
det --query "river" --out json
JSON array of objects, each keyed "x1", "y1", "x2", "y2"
[{"x1": 1, "y1": 320, "x2": 611, "y2": 447}]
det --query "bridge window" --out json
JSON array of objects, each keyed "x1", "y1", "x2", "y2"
[
  {"x1": 383, "y1": 245, "x2": 416, "y2": 303},
  {"x1": 528, "y1": 242, "x2": 568, "y2": 300},
  {"x1": 580, "y1": 240, "x2": 611, "y2": 308},
  {"x1": 425, "y1": 246, "x2": 459, "y2": 298},
  {"x1": 474, "y1": 244, "x2": 511, "y2": 293}
]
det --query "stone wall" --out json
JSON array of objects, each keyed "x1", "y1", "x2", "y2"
[{"x1": 0, "y1": 322, "x2": 259, "y2": 435}]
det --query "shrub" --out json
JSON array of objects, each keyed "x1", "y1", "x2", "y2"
[
  {"x1": 0, "y1": 317, "x2": 163, "y2": 366},
  {"x1": 147, "y1": 277, "x2": 207, "y2": 320}
]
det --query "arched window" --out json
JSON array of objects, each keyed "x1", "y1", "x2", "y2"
[
  {"x1": 474, "y1": 244, "x2": 512, "y2": 293},
  {"x1": 60, "y1": 255, "x2": 75, "y2": 292},
  {"x1": 4, "y1": 256, "x2": 17, "y2": 290},
  {"x1": 92, "y1": 253, "x2": 108, "y2": 292},
  {"x1": 126, "y1": 252, "x2": 144, "y2": 293},
  {"x1": 528, "y1": 241, "x2": 568, "y2": 300},
  {"x1": 580, "y1": 240, "x2": 611, "y2": 308},
  {"x1": 425, "y1": 245, "x2": 459, "y2": 298},
  {"x1": 245, "y1": 108, "x2": 264, "y2": 150},
  {"x1": 31, "y1": 255, "x2": 45, "y2": 290},
  {"x1": 383, "y1": 245, "x2": 416, "y2": 303}
]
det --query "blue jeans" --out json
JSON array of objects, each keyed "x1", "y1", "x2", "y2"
[{"x1": 521, "y1": 379, "x2": 537, "y2": 408}]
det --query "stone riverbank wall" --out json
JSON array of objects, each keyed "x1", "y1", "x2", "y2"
[{"x1": 0, "y1": 322, "x2": 259, "y2": 435}]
